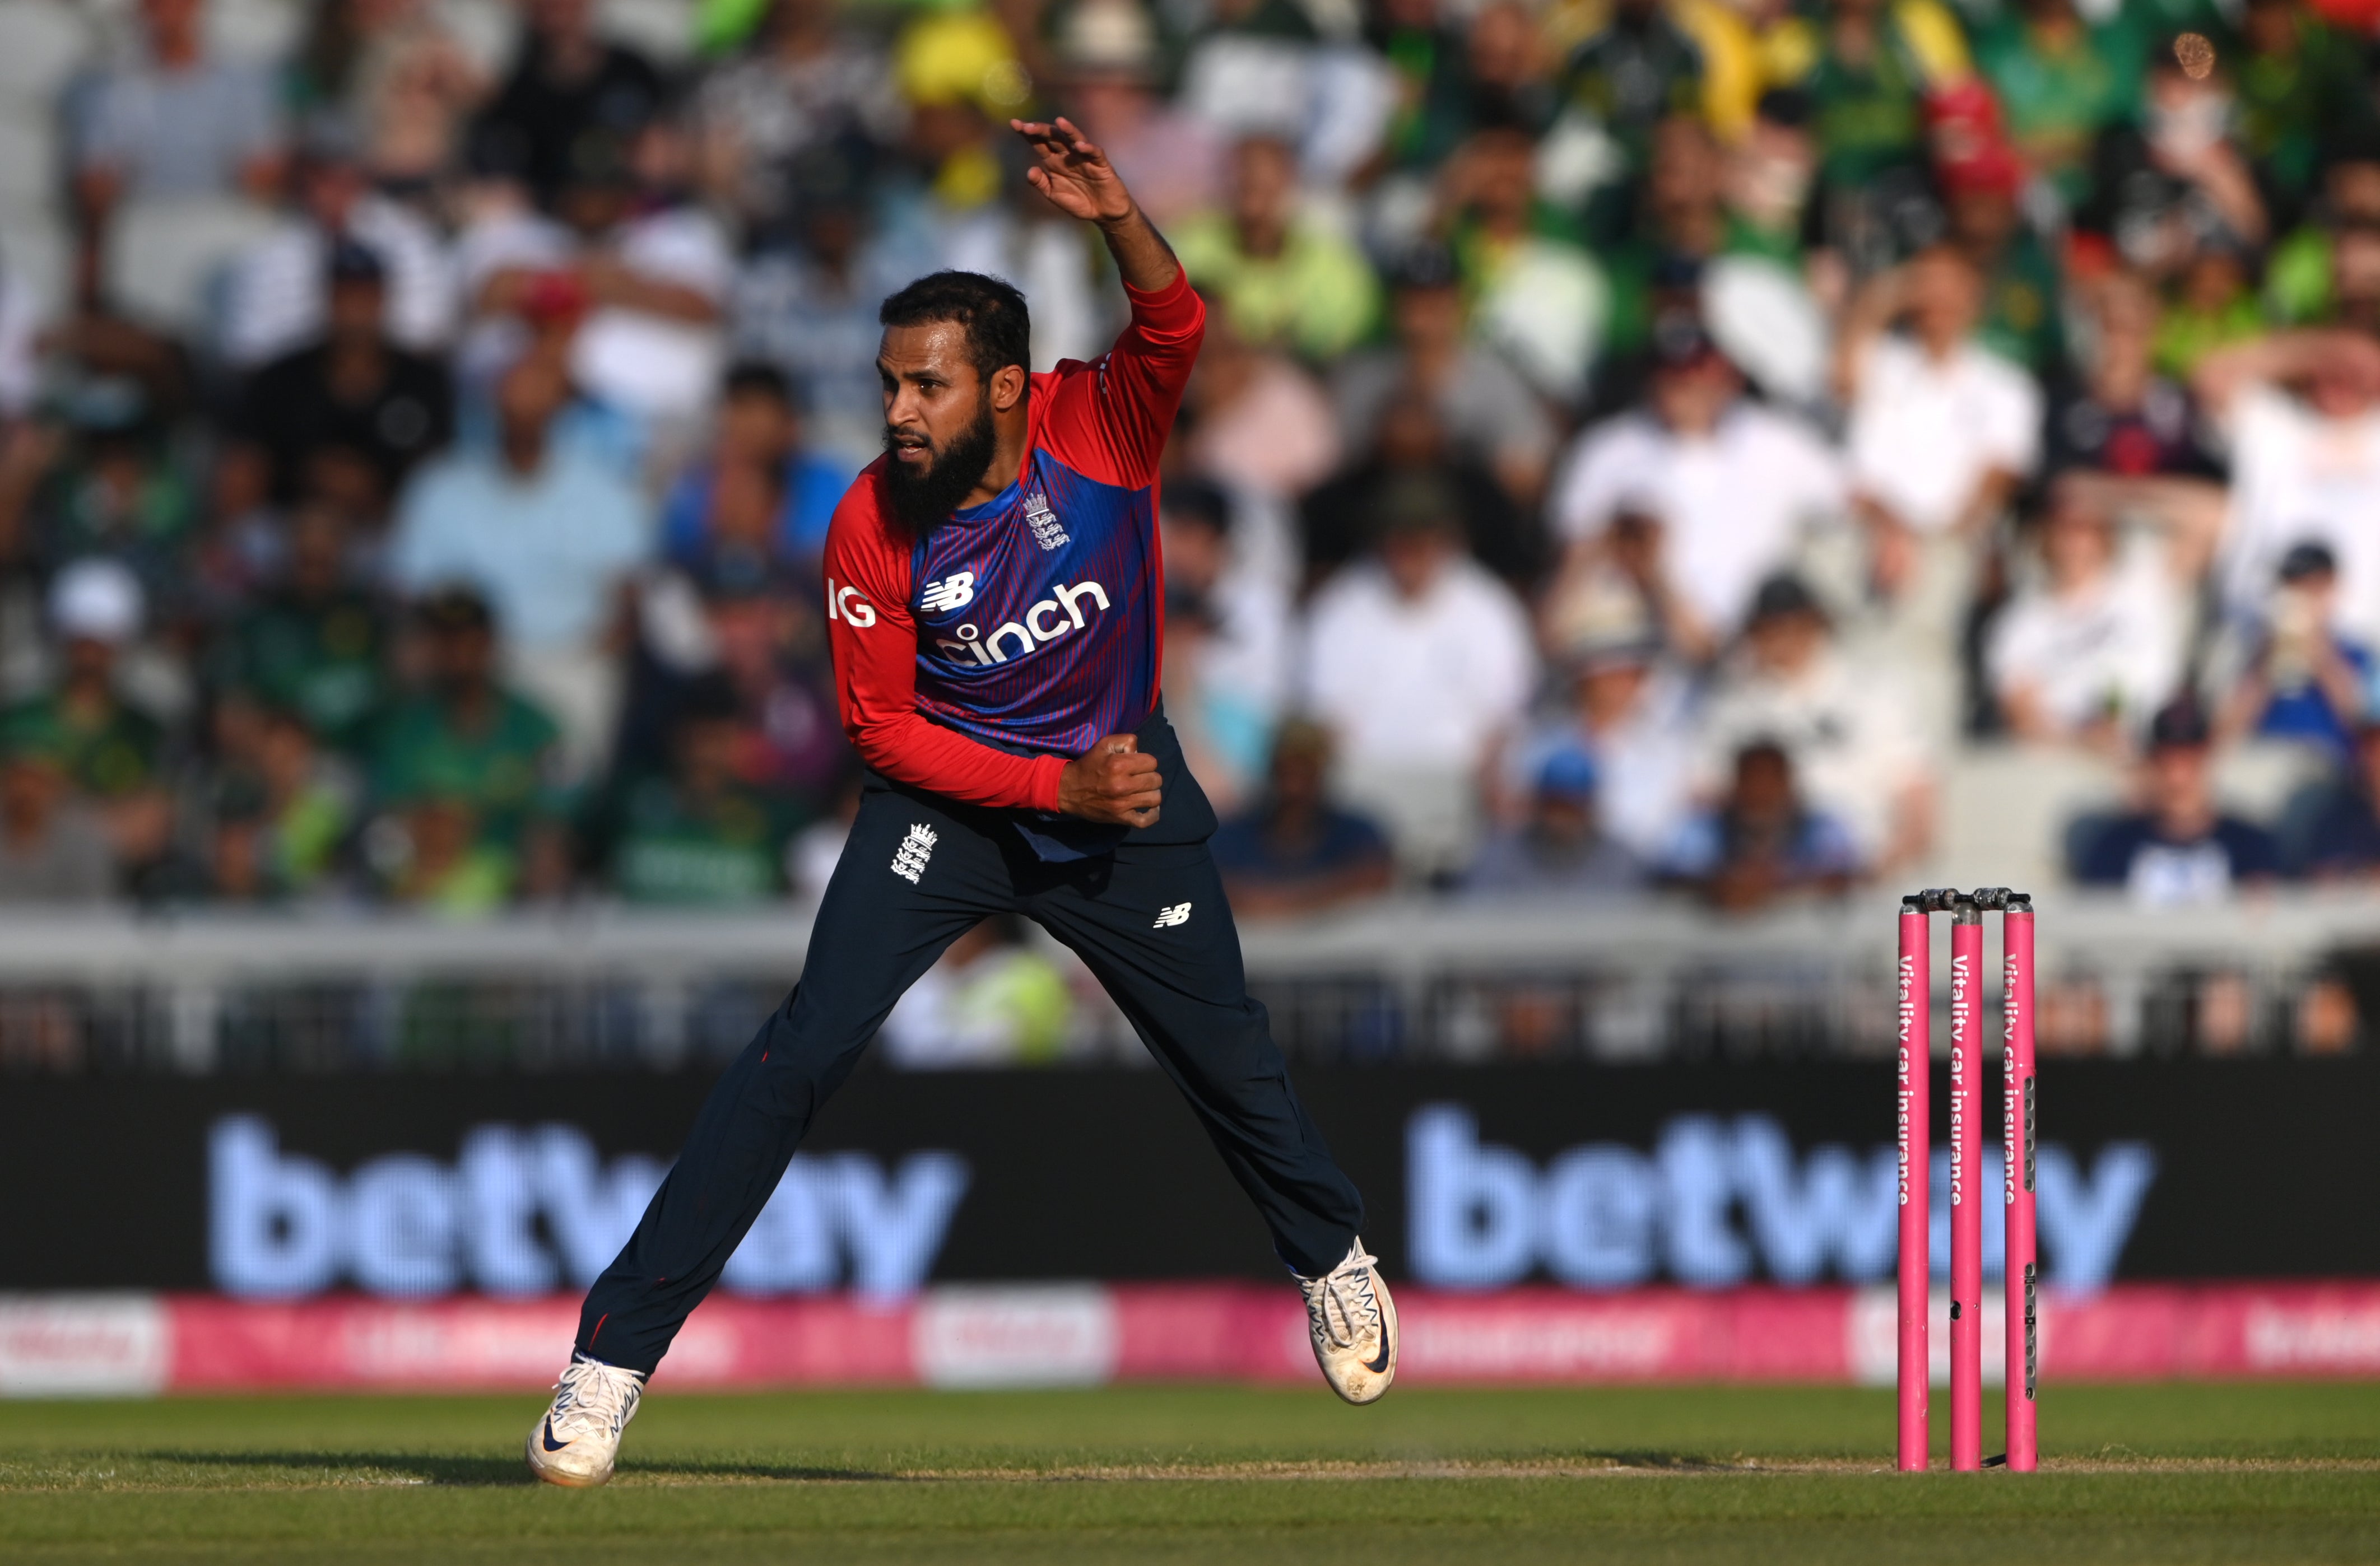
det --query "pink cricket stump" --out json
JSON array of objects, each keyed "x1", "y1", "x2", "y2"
[
  {"x1": 2004, "y1": 903, "x2": 2039, "y2": 1472},
  {"x1": 1896, "y1": 902, "x2": 1930, "y2": 1471},
  {"x1": 1949, "y1": 904, "x2": 1984, "y2": 1472}
]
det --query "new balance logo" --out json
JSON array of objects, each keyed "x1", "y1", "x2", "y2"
[
  {"x1": 891, "y1": 823, "x2": 938, "y2": 884},
  {"x1": 920, "y1": 572, "x2": 975, "y2": 614},
  {"x1": 1152, "y1": 903, "x2": 1192, "y2": 928}
]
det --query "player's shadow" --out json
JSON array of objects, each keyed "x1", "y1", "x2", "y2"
[
  {"x1": 1569, "y1": 1449, "x2": 1757, "y2": 1471},
  {"x1": 136, "y1": 1450, "x2": 898, "y2": 1486}
]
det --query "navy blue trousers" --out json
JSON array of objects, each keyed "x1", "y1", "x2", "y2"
[{"x1": 577, "y1": 776, "x2": 1364, "y2": 1374}]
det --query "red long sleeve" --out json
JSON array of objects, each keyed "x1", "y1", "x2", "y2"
[
  {"x1": 823, "y1": 475, "x2": 1067, "y2": 812},
  {"x1": 1034, "y1": 270, "x2": 1205, "y2": 488}
]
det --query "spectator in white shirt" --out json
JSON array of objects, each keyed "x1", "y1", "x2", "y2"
[
  {"x1": 73, "y1": 0, "x2": 284, "y2": 212},
  {"x1": 1551, "y1": 320, "x2": 1844, "y2": 660},
  {"x1": 1330, "y1": 245, "x2": 1556, "y2": 506},
  {"x1": 1175, "y1": 0, "x2": 1393, "y2": 193},
  {"x1": 1302, "y1": 475, "x2": 1537, "y2": 875},
  {"x1": 1839, "y1": 247, "x2": 2042, "y2": 610},
  {"x1": 687, "y1": 0, "x2": 906, "y2": 239},
  {"x1": 1464, "y1": 745, "x2": 1642, "y2": 898},
  {"x1": 72, "y1": 0, "x2": 286, "y2": 311},
  {"x1": 391, "y1": 351, "x2": 649, "y2": 779},
  {"x1": 2193, "y1": 328, "x2": 2380, "y2": 642},
  {"x1": 2208, "y1": 540, "x2": 2378, "y2": 762},
  {"x1": 731, "y1": 169, "x2": 941, "y2": 473},
  {"x1": 1695, "y1": 574, "x2": 1935, "y2": 873},
  {"x1": 1986, "y1": 485, "x2": 2190, "y2": 749},
  {"x1": 459, "y1": 123, "x2": 733, "y2": 434},
  {"x1": 220, "y1": 118, "x2": 457, "y2": 369},
  {"x1": 1503, "y1": 606, "x2": 1698, "y2": 864},
  {"x1": 1159, "y1": 481, "x2": 1290, "y2": 811}
]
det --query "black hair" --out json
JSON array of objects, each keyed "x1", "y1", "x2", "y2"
[
  {"x1": 413, "y1": 585, "x2": 495, "y2": 635},
  {"x1": 878, "y1": 271, "x2": 1032, "y2": 383},
  {"x1": 2324, "y1": 119, "x2": 2380, "y2": 174},
  {"x1": 673, "y1": 672, "x2": 744, "y2": 730},
  {"x1": 1163, "y1": 477, "x2": 1232, "y2": 534},
  {"x1": 722, "y1": 360, "x2": 794, "y2": 405},
  {"x1": 1734, "y1": 737, "x2": 1793, "y2": 770},
  {"x1": 1755, "y1": 86, "x2": 1814, "y2": 128}
]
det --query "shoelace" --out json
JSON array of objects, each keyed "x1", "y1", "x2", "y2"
[
  {"x1": 1306, "y1": 1249, "x2": 1382, "y2": 1351},
  {"x1": 549, "y1": 1358, "x2": 642, "y2": 1440}
]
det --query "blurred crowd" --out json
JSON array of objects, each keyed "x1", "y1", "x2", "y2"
[{"x1": 4, "y1": 0, "x2": 2380, "y2": 928}]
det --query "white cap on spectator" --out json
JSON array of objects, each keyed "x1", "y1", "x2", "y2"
[{"x1": 49, "y1": 558, "x2": 144, "y2": 645}]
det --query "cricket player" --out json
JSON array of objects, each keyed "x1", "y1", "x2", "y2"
[{"x1": 527, "y1": 117, "x2": 1393, "y2": 1486}]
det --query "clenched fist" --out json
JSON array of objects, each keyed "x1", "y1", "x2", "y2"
[{"x1": 1058, "y1": 733, "x2": 1162, "y2": 828}]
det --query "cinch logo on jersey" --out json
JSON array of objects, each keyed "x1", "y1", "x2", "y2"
[
  {"x1": 895, "y1": 451, "x2": 1162, "y2": 757},
  {"x1": 933, "y1": 579, "x2": 1110, "y2": 667}
]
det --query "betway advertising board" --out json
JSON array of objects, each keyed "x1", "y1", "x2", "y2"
[
  {"x1": 3, "y1": 1060, "x2": 2377, "y2": 1392},
  {"x1": 3, "y1": 1060, "x2": 2373, "y2": 1295}
]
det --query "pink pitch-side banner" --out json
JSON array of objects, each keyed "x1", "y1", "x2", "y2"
[{"x1": 4, "y1": 1284, "x2": 2380, "y2": 1396}]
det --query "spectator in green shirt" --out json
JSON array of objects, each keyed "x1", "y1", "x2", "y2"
[
  {"x1": 1722, "y1": 90, "x2": 1820, "y2": 267},
  {"x1": 1559, "y1": 0, "x2": 1708, "y2": 239},
  {"x1": 2267, "y1": 138, "x2": 2380, "y2": 324},
  {"x1": 1444, "y1": 122, "x2": 1607, "y2": 404},
  {"x1": 2234, "y1": 0, "x2": 2373, "y2": 228},
  {"x1": 378, "y1": 791, "x2": 517, "y2": 917},
  {"x1": 1173, "y1": 134, "x2": 1382, "y2": 362},
  {"x1": 1970, "y1": 0, "x2": 2142, "y2": 204},
  {"x1": 2153, "y1": 236, "x2": 2268, "y2": 377},
  {"x1": 1943, "y1": 146, "x2": 2070, "y2": 372},
  {"x1": 364, "y1": 587, "x2": 567, "y2": 879},
  {"x1": 1797, "y1": 0, "x2": 1970, "y2": 192},
  {"x1": 2, "y1": 379, "x2": 199, "y2": 607},
  {"x1": 1602, "y1": 116, "x2": 1732, "y2": 362},
  {"x1": 594, "y1": 675, "x2": 801, "y2": 907},
  {"x1": 1974, "y1": 0, "x2": 2144, "y2": 208},
  {"x1": 207, "y1": 501, "x2": 386, "y2": 748},
  {"x1": 1371, "y1": 0, "x2": 1489, "y2": 173},
  {"x1": 1, "y1": 558, "x2": 171, "y2": 869}
]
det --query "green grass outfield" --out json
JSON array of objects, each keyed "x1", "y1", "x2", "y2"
[{"x1": 4, "y1": 1383, "x2": 2378, "y2": 1564}]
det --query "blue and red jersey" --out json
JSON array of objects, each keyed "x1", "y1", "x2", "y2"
[{"x1": 822, "y1": 273, "x2": 1203, "y2": 814}]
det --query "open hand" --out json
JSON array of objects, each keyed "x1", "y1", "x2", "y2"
[
  {"x1": 1058, "y1": 733, "x2": 1162, "y2": 828},
  {"x1": 1012, "y1": 117, "x2": 1135, "y2": 225}
]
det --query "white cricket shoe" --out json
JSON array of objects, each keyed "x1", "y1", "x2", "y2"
[
  {"x1": 1300, "y1": 1239, "x2": 1397, "y2": 1405},
  {"x1": 524, "y1": 1354, "x2": 645, "y2": 1488}
]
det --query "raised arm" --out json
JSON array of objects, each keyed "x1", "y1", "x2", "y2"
[
  {"x1": 1013, "y1": 116, "x2": 1206, "y2": 487},
  {"x1": 1011, "y1": 116, "x2": 1180, "y2": 293},
  {"x1": 2193, "y1": 330, "x2": 2380, "y2": 425}
]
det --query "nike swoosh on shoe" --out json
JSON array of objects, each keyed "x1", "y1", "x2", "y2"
[
  {"x1": 541, "y1": 1419, "x2": 572, "y2": 1452},
  {"x1": 1364, "y1": 1336, "x2": 1391, "y2": 1373}
]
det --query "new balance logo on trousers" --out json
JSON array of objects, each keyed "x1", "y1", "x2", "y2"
[{"x1": 1152, "y1": 903, "x2": 1192, "y2": 928}]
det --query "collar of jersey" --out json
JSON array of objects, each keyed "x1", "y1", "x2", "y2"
[
  {"x1": 951, "y1": 375, "x2": 1061, "y2": 524},
  {"x1": 947, "y1": 466, "x2": 1027, "y2": 524}
]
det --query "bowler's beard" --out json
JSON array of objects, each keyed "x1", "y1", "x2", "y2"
[{"x1": 882, "y1": 397, "x2": 998, "y2": 535}]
